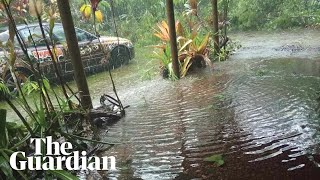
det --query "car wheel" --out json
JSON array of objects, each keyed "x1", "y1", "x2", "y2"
[
  {"x1": 110, "y1": 46, "x2": 130, "y2": 69},
  {"x1": 4, "y1": 69, "x2": 31, "y2": 94}
]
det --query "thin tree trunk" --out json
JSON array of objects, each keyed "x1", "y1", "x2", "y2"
[
  {"x1": 0, "y1": 109, "x2": 8, "y2": 147},
  {"x1": 166, "y1": 0, "x2": 180, "y2": 79},
  {"x1": 57, "y1": 0, "x2": 92, "y2": 109},
  {"x1": 212, "y1": 0, "x2": 219, "y2": 54},
  {"x1": 223, "y1": 0, "x2": 229, "y2": 53}
]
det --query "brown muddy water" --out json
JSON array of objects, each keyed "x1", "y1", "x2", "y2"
[
  {"x1": 2, "y1": 30, "x2": 320, "y2": 179},
  {"x1": 98, "y1": 30, "x2": 320, "y2": 180}
]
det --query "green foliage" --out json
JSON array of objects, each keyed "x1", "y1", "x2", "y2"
[
  {"x1": 48, "y1": 170, "x2": 78, "y2": 180},
  {"x1": 204, "y1": 154, "x2": 225, "y2": 166},
  {"x1": 0, "y1": 156, "x2": 14, "y2": 180},
  {"x1": 3, "y1": 0, "x2": 319, "y2": 47},
  {"x1": 101, "y1": 0, "x2": 320, "y2": 44},
  {"x1": 0, "y1": 109, "x2": 14, "y2": 180},
  {"x1": 0, "y1": 80, "x2": 11, "y2": 100},
  {"x1": 153, "y1": 17, "x2": 212, "y2": 79},
  {"x1": 216, "y1": 40, "x2": 241, "y2": 61},
  {"x1": 21, "y1": 78, "x2": 51, "y2": 96},
  {"x1": 229, "y1": 0, "x2": 320, "y2": 29},
  {"x1": 153, "y1": 44, "x2": 171, "y2": 66},
  {"x1": 0, "y1": 1, "x2": 116, "y2": 179},
  {"x1": 0, "y1": 109, "x2": 27, "y2": 179},
  {"x1": 153, "y1": 45, "x2": 176, "y2": 79}
]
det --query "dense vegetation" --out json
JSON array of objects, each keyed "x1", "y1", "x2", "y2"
[
  {"x1": 0, "y1": 1, "x2": 118, "y2": 179},
  {"x1": 0, "y1": 0, "x2": 319, "y2": 178},
  {"x1": 2, "y1": 0, "x2": 319, "y2": 46},
  {"x1": 70, "y1": 0, "x2": 320, "y2": 47}
]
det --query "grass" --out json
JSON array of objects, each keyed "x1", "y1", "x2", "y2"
[
  {"x1": 131, "y1": 46, "x2": 159, "y2": 80},
  {"x1": 0, "y1": 46, "x2": 160, "y2": 122}
]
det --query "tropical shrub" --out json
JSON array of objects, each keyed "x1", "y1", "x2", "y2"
[{"x1": 153, "y1": 18, "x2": 212, "y2": 79}]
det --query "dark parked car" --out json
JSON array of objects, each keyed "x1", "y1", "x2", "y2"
[{"x1": 0, "y1": 23, "x2": 134, "y2": 90}]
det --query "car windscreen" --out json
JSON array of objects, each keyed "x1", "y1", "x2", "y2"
[
  {"x1": 53, "y1": 25, "x2": 97, "y2": 43},
  {"x1": 18, "y1": 26, "x2": 50, "y2": 47},
  {"x1": 0, "y1": 27, "x2": 46, "y2": 48}
]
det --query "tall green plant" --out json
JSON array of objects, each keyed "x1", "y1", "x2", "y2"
[{"x1": 154, "y1": 20, "x2": 212, "y2": 79}]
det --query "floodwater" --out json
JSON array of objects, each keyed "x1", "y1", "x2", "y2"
[
  {"x1": 97, "y1": 30, "x2": 320, "y2": 180},
  {"x1": 2, "y1": 30, "x2": 320, "y2": 179}
]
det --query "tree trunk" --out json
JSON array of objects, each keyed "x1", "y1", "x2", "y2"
[
  {"x1": 0, "y1": 109, "x2": 8, "y2": 148},
  {"x1": 166, "y1": 0, "x2": 180, "y2": 79},
  {"x1": 223, "y1": 0, "x2": 229, "y2": 51},
  {"x1": 57, "y1": 0, "x2": 92, "y2": 109},
  {"x1": 212, "y1": 0, "x2": 219, "y2": 54}
]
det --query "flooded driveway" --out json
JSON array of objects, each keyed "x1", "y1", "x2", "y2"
[{"x1": 92, "y1": 30, "x2": 320, "y2": 180}]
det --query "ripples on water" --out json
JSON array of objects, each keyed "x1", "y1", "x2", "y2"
[
  {"x1": 231, "y1": 75, "x2": 320, "y2": 164},
  {"x1": 101, "y1": 74, "x2": 230, "y2": 179},
  {"x1": 99, "y1": 63, "x2": 320, "y2": 179},
  {"x1": 98, "y1": 31, "x2": 320, "y2": 179}
]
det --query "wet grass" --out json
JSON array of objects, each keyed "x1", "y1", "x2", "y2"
[
  {"x1": 110, "y1": 46, "x2": 159, "y2": 81},
  {"x1": 0, "y1": 47, "x2": 159, "y2": 121}
]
